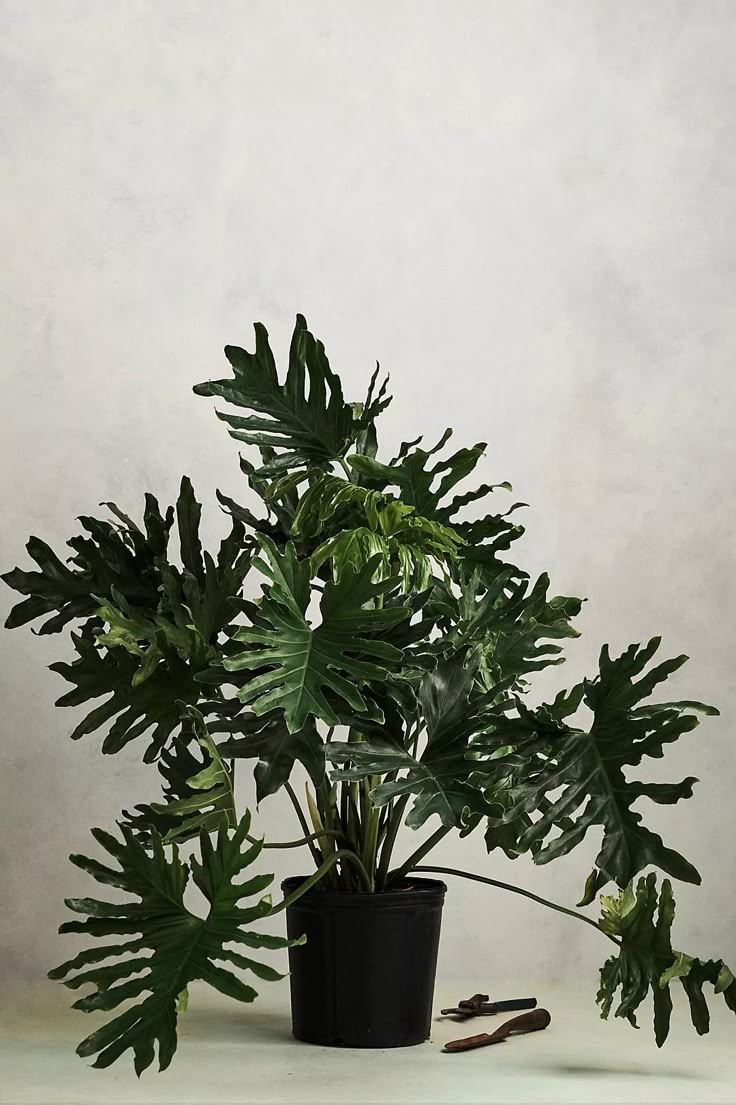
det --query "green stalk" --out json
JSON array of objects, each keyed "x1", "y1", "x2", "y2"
[
  {"x1": 344, "y1": 781, "x2": 362, "y2": 854},
  {"x1": 305, "y1": 784, "x2": 339, "y2": 888},
  {"x1": 319, "y1": 779, "x2": 352, "y2": 889},
  {"x1": 386, "y1": 825, "x2": 451, "y2": 886},
  {"x1": 246, "y1": 830, "x2": 348, "y2": 849},
  {"x1": 375, "y1": 794, "x2": 409, "y2": 890},
  {"x1": 337, "y1": 457, "x2": 353, "y2": 482},
  {"x1": 410, "y1": 865, "x2": 620, "y2": 946},
  {"x1": 272, "y1": 849, "x2": 374, "y2": 911},
  {"x1": 284, "y1": 781, "x2": 321, "y2": 867},
  {"x1": 360, "y1": 779, "x2": 381, "y2": 891},
  {"x1": 340, "y1": 775, "x2": 349, "y2": 830}
]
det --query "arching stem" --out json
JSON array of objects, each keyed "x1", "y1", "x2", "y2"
[{"x1": 410, "y1": 864, "x2": 620, "y2": 946}]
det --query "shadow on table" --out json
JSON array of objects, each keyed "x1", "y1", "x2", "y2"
[{"x1": 540, "y1": 1061, "x2": 707, "y2": 1081}]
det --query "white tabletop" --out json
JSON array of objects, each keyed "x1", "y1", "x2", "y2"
[{"x1": 2, "y1": 977, "x2": 734, "y2": 1104}]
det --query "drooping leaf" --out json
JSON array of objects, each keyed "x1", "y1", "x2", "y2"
[
  {"x1": 597, "y1": 874, "x2": 736, "y2": 1045},
  {"x1": 122, "y1": 734, "x2": 211, "y2": 841},
  {"x1": 487, "y1": 639, "x2": 716, "y2": 889},
  {"x1": 147, "y1": 707, "x2": 237, "y2": 842},
  {"x1": 194, "y1": 315, "x2": 378, "y2": 476},
  {"x1": 223, "y1": 537, "x2": 409, "y2": 732},
  {"x1": 49, "y1": 814, "x2": 300, "y2": 1073},
  {"x1": 119, "y1": 700, "x2": 244, "y2": 841},
  {"x1": 216, "y1": 710, "x2": 324, "y2": 802}
]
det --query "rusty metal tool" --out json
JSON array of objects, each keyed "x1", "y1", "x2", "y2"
[
  {"x1": 440, "y1": 993, "x2": 537, "y2": 1018},
  {"x1": 443, "y1": 1007, "x2": 551, "y2": 1052}
]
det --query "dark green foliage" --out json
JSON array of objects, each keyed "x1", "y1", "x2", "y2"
[
  {"x1": 5, "y1": 478, "x2": 250, "y2": 758},
  {"x1": 327, "y1": 651, "x2": 510, "y2": 829},
  {"x1": 597, "y1": 875, "x2": 736, "y2": 1045},
  {"x1": 121, "y1": 732, "x2": 210, "y2": 841},
  {"x1": 429, "y1": 566, "x2": 583, "y2": 689},
  {"x1": 148, "y1": 707, "x2": 237, "y2": 842},
  {"x1": 224, "y1": 537, "x2": 409, "y2": 731},
  {"x1": 49, "y1": 814, "x2": 299, "y2": 1073},
  {"x1": 194, "y1": 314, "x2": 387, "y2": 475},
  {"x1": 4, "y1": 312, "x2": 727, "y2": 1066},
  {"x1": 484, "y1": 639, "x2": 716, "y2": 891},
  {"x1": 52, "y1": 629, "x2": 202, "y2": 760},
  {"x1": 2, "y1": 495, "x2": 173, "y2": 634},
  {"x1": 216, "y1": 710, "x2": 324, "y2": 802}
]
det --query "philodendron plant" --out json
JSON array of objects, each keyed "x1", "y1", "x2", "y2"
[{"x1": 4, "y1": 315, "x2": 734, "y2": 1072}]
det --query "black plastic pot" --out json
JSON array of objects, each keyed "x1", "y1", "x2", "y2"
[{"x1": 282, "y1": 876, "x2": 446, "y2": 1049}]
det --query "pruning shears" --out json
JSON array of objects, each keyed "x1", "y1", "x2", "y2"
[{"x1": 440, "y1": 993, "x2": 538, "y2": 1019}]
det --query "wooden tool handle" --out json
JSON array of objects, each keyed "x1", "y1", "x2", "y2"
[
  {"x1": 443, "y1": 1007, "x2": 551, "y2": 1052},
  {"x1": 498, "y1": 1008, "x2": 551, "y2": 1035}
]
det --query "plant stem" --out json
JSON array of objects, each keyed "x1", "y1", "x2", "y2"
[
  {"x1": 410, "y1": 865, "x2": 620, "y2": 947},
  {"x1": 272, "y1": 849, "x2": 373, "y2": 911},
  {"x1": 375, "y1": 795, "x2": 409, "y2": 890},
  {"x1": 247, "y1": 830, "x2": 348, "y2": 849},
  {"x1": 284, "y1": 781, "x2": 321, "y2": 867},
  {"x1": 344, "y1": 782, "x2": 361, "y2": 853},
  {"x1": 337, "y1": 457, "x2": 353, "y2": 482},
  {"x1": 318, "y1": 778, "x2": 352, "y2": 889},
  {"x1": 360, "y1": 779, "x2": 381, "y2": 890},
  {"x1": 306, "y1": 784, "x2": 339, "y2": 888},
  {"x1": 386, "y1": 825, "x2": 451, "y2": 886}
]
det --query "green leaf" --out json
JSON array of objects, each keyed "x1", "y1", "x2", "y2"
[
  {"x1": 2, "y1": 496, "x2": 173, "y2": 634},
  {"x1": 216, "y1": 711, "x2": 324, "y2": 802},
  {"x1": 352, "y1": 364, "x2": 392, "y2": 458},
  {"x1": 327, "y1": 651, "x2": 510, "y2": 829},
  {"x1": 31, "y1": 478, "x2": 250, "y2": 758},
  {"x1": 224, "y1": 537, "x2": 409, "y2": 732},
  {"x1": 348, "y1": 429, "x2": 487, "y2": 519},
  {"x1": 194, "y1": 315, "x2": 370, "y2": 475},
  {"x1": 120, "y1": 701, "x2": 244, "y2": 839},
  {"x1": 312, "y1": 528, "x2": 391, "y2": 583},
  {"x1": 176, "y1": 476, "x2": 205, "y2": 584},
  {"x1": 49, "y1": 814, "x2": 299, "y2": 1073},
  {"x1": 430, "y1": 567, "x2": 583, "y2": 689},
  {"x1": 51, "y1": 631, "x2": 203, "y2": 761},
  {"x1": 150, "y1": 707, "x2": 237, "y2": 842},
  {"x1": 596, "y1": 875, "x2": 736, "y2": 1045},
  {"x1": 489, "y1": 639, "x2": 712, "y2": 890},
  {"x1": 291, "y1": 472, "x2": 463, "y2": 590}
]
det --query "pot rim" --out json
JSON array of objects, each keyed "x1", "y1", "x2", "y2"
[{"x1": 281, "y1": 874, "x2": 447, "y2": 910}]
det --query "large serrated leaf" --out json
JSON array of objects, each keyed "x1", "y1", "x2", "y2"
[
  {"x1": 49, "y1": 814, "x2": 299, "y2": 1073},
  {"x1": 19, "y1": 479, "x2": 250, "y2": 759},
  {"x1": 194, "y1": 315, "x2": 374, "y2": 475},
  {"x1": 486, "y1": 639, "x2": 713, "y2": 890},
  {"x1": 224, "y1": 537, "x2": 409, "y2": 732},
  {"x1": 597, "y1": 875, "x2": 736, "y2": 1045}
]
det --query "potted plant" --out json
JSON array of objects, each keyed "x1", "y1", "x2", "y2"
[{"x1": 4, "y1": 314, "x2": 734, "y2": 1073}]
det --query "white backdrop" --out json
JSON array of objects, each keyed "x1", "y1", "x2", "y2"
[{"x1": 1, "y1": 1, "x2": 735, "y2": 1011}]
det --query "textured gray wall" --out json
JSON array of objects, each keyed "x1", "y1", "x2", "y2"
[{"x1": 1, "y1": 0, "x2": 735, "y2": 996}]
